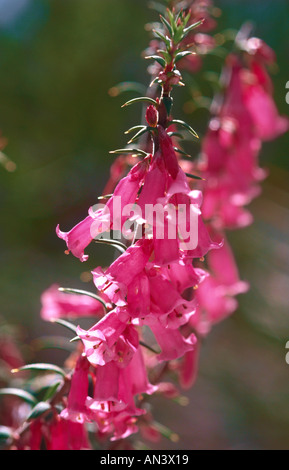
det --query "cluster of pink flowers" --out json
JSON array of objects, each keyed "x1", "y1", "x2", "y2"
[
  {"x1": 42, "y1": 114, "x2": 221, "y2": 444},
  {"x1": 180, "y1": 36, "x2": 288, "y2": 335},
  {"x1": 1, "y1": 1, "x2": 287, "y2": 451},
  {"x1": 38, "y1": 6, "x2": 288, "y2": 450}
]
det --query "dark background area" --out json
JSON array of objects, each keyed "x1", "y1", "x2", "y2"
[{"x1": 0, "y1": 0, "x2": 288, "y2": 449}]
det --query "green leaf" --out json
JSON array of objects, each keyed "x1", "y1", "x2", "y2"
[
  {"x1": 27, "y1": 401, "x2": 52, "y2": 421},
  {"x1": 12, "y1": 364, "x2": 66, "y2": 378},
  {"x1": 167, "y1": 131, "x2": 184, "y2": 139},
  {"x1": 58, "y1": 288, "x2": 108, "y2": 309},
  {"x1": 70, "y1": 335, "x2": 80, "y2": 343},
  {"x1": 162, "y1": 96, "x2": 173, "y2": 116},
  {"x1": 127, "y1": 127, "x2": 151, "y2": 145},
  {"x1": 0, "y1": 388, "x2": 37, "y2": 406},
  {"x1": 121, "y1": 96, "x2": 157, "y2": 108},
  {"x1": 139, "y1": 340, "x2": 160, "y2": 355},
  {"x1": 159, "y1": 15, "x2": 173, "y2": 36},
  {"x1": 42, "y1": 381, "x2": 63, "y2": 402},
  {"x1": 169, "y1": 119, "x2": 199, "y2": 139},
  {"x1": 175, "y1": 51, "x2": 194, "y2": 63},
  {"x1": 183, "y1": 12, "x2": 191, "y2": 28},
  {"x1": 166, "y1": 10, "x2": 176, "y2": 32},
  {"x1": 145, "y1": 55, "x2": 166, "y2": 68},
  {"x1": 173, "y1": 147, "x2": 191, "y2": 158},
  {"x1": 97, "y1": 193, "x2": 113, "y2": 200},
  {"x1": 51, "y1": 318, "x2": 78, "y2": 334},
  {"x1": 185, "y1": 172, "x2": 204, "y2": 181},
  {"x1": 124, "y1": 125, "x2": 147, "y2": 135},
  {"x1": 0, "y1": 426, "x2": 13, "y2": 444},
  {"x1": 94, "y1": 238, "x2": 127, "y2": 255},
  {"x1": 173, "y1": 25, "x2": 185, "y2": 44},
  {"x1": 152, "y1": 29, "x2": 170, "y2": 46},
  {"x1": 109, "y1": 148, "x2": 148, "y2": 158},
  {"x1": 182, "y1": 19, "x2": 204, "y2": 38}
]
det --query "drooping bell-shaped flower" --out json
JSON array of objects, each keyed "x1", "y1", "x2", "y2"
[
  {"x1": 77, "y1": 308, "x2": 138, "y2": 367},
  {"x1": 60, "y1": 354, "x2": 91, "y2": 424},
  {"x1": 56, "y1": 158, "x2": 149, "y2": 262},
  {"x1": 40, "y1": 284, "x2": 107, "y2": 321},
  {"x1": 92, "y1": 238, "x2": 153, "y2": 306}
]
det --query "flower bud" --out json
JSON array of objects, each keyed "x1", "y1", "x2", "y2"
[{"x1": 145, "y1": 105, "x2": 159, "y2": 127}]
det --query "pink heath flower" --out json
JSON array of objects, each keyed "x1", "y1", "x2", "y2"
[
  {"x1": 193, "y1": 233, "x2": 249, "y2": 333},
  {"x1": 92, "y1": 238, "x2": 153, "y2": 306},
  {"x1": 40, "y1": 284, "x2": 107, "y2": 321},
  {"x1": 76, "y1": 308, "x2": 138, "y2": 367},
  {"x1": 56, "y1": 158, "x2": 149, "y2": 262},
  {"x1": 60, "y1": 354, "x2": 91, "y2": 424},
  {"x1": 45, "y1": 417, "x2": 90, "y2": 450},
  {"x1": 243, "y1": 70, "x2": 289, "y2": 141}
]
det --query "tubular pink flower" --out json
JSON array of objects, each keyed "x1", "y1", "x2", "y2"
[
  {"x1": 194, "y1": 234, "x2": 249, "y2": 329},
  {"x1": 46, "y1": 418, "x2": 90, "y2": 450},
  {"x1": 137, "y1": 156, "x2": 167, "y2": 209},
  {"x1": 56, "y1": 214, "x2": 95, "y2": 262},
  {"x1": 40, "y1": 284, "x2": 106, "y2": 321},
  {"x1": 60, "y1": 355, "x2": 91, "y2": 424},
  {"x1": 177, "y1": 342, "x2": 200, "y2": 390},
  {"x1": 244, "y1": 83, "x2": 289, "y2": 141},
  {"x1": 77, "y1": 308, "x2": 138, "y2": 367},
  {"x1": 92, "y1": 239, "x2": 153, "y2": 306},
  {"x1": 147, "y1": 316, "x2": 197, "y2": 361},
  {"x1": 158, "y1": 126, "x2": 179, "y2": 179},
  {"x1": 126, "y1": 272, "x2": 150, "y2": 318},
  {"x1": 57, "y1": 159, "x2": 149, "y2": 262},
  {"x1": 124, "y1": 346, "x2": 158, "y2": 397}
]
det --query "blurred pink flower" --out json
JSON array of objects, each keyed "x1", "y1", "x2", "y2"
[{"x1": 40, "y1": 284, "x2": 106, "y2": 321}]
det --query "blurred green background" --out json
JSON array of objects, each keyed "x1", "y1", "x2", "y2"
[{"x1": 0, "y1": 0, "x2": 288, "y2": 450}]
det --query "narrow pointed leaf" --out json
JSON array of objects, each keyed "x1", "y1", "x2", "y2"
[
  {"x1": 173, "y1": 147, "x2": 191, "y2": 157},
  {"x1": 182, "y1": 19, "x2": 204, "y2": 38},
  {"x1": 145, "y1": 55, "x2": 166, "y2": 68},
  {"x1": 0, "y1": 388, "x2": 37, "y2": 406},
  {"x1": 128, "y1": 127, "x2": 150, "y2": 144},
  {"x1": 152, "y1": 29, "x2": 170, "y2": 46},
  {"x1": 185, "y1": 172, "x2": 204, "y2": 180},
  {"x1": 70, "y1": 335, "x2": 81, "y2": 343},
  {"x1": 125, "y1": 125, "x2": 147, "y2": 135},
  {"x1": 12, "y1": 364, "x2": 66, "y2": 378},
  {"x1": 94, "y1": 238, "x2": 127, "y2": 255},
  {"x1": 109, "y1": 148, "x2": 148, "y2": 157},
  {"x1": 175, "y1": 51, "x2": 194, "y2": 63},
  {"x1": 160, "y1": 15, "x2": 173, "y2": 36},
  {"x1": 27, "y1": 402, "x2": 52, "y2": 421},
  {"x1": 167, "y1": 132, "x2": 184, "y2": 139},
  {"x1": 166, "y1": 10, "x2": 176, "y2": 32},
  {"x1": 121, "y1": 97, "x2": 157, "y2": 108},
  {"x1": 43, "y1": 381, "x2": 63, "y2": 402},
  {"x1": 97, "y1": 194, "x2": 113, "y2": 200},
  {"x1": 183, "y1": 12, "x2": 191, "y2": 28},
  {"x1": 58, "y1": 288, "x2": 108, "y2": 309},
  {"x1": 169, "y1": 119, "x2": 199, "y2": 139},
  {"x1": 139, "y1": 340, "x2": 160, "y2": 355}
]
